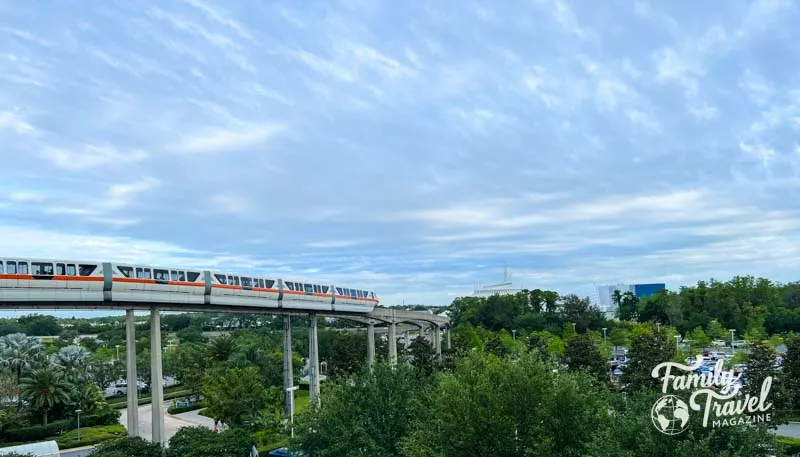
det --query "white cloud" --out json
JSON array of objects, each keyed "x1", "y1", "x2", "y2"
[
  {"x1": 174, "y1": 123, "x2": 285, "y2": 154},
  {"x1": 0, "y1": 110, "x2": 34, "y2": 134},
  {"x1": 39, "y1": 145, "x2": 148, "y2": 171}
]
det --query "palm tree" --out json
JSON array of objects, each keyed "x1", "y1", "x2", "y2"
[
  {"x1": 19, "y1": 366, "x2": 72, "y2": 425},
  {"x1": 50, "y1": 345, "x2": 90, "y2": 382},
  {"x1": 206, "y1": 335, "x2": 236, "y2": 362},
  {"x1": 0, "y1": 333, "x2": 44, "y2": 384}
]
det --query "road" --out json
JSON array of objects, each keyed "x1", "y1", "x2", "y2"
[
  {"x1": 775, "y1": 422, "x2": 800, "y2": 438},
  {"x1": 60, "y1": 402, "x2": 215, "y2": 456}
]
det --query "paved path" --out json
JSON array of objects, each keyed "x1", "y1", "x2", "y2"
[
  {"x1": 119, "y1": 402, "x2": 215, "y2": 442},
  {"x1": 60, "y1": 402, "x2": 214, "y2": 455},
  {"x1": 775, "y1": 422, "x2": 800, "y2": 438}
]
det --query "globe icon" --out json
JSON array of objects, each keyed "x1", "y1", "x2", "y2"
[{"x1": 651, "y1": 395, "x2": 690, "y2": 435}]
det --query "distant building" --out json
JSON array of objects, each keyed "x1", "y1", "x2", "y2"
[
  {"x1": 473, "y1": 268, "x2": 524, "y2": 297},
  {"x1": 596, "y1": 283, "x2": 666, "y2": 317}
]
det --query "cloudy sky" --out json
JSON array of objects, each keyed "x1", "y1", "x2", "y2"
[{"x1": 2, "y1": 0, "x2": 800, "y2": 317}]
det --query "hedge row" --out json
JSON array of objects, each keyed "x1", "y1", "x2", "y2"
[
  {"x1": 167, "y1": 402, "x2": 206, "y2": 415},
  {"x1": 0, "y1": 409, "x2": 120, "y2": 444},
  {"x1": 109, "y1": 390, "x2": 193, "y2": 409}
]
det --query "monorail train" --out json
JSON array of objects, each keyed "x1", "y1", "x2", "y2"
[{"x1": 0, "y1": 258, "x2": 379, "y2": 313}]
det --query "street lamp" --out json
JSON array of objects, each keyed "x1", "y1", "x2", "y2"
[
  {"x1": 512, "y1": 330, "x2": 517, "y2": 341},
  {"x1": 729, "y1": 329, "x2": 736, "y2": 353},
  {"x1": 75, "y1": 409, "x2": 82, "y2": 441},
  {"x1": 115, "y1": 345, "x2": 120, "y2": 361},
  {"x1": 286, "y1": 386, "x2": 299, "y2": 438},
  {"x1": 674, "y1": 335, "x2": 680, "y2": 352},
  {"x1": 602, "y1": 328, "x2": 607, "y2": 346}
]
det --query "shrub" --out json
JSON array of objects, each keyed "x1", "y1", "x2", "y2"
[
  {"x1": 167, "y1": 402, "x2": 206, "y2": 415},
  {"x1": 0, "y1": 410, "x2": 119, "y2": 443},
  {"x1": 87, "y1": 436, "x2": 163, "y2": 457},
  {"x1": 56, "y1": 424, "x2": 125, "y2": 449}
]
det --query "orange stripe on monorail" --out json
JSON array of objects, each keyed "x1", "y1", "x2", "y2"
[{"x1": 113, "y1": 277, "x2": 155, "y2": 284}]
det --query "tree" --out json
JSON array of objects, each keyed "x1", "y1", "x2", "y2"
[
  {"x1": 589, "y1": 390, "x2": 780, "y2": 457},
  {"x1": 744, "y1": 340, "x2": 783, "y2": 425},
  {"x1": 621, "y1": 327, "x2": 675, "y2": 393},
  {"x1": 689, "y1": 327, "x2": 711, "y2": 350},
  {"x1": 609, "y1": 327, "x2": 629, "y2": 347},
  {"x1": 406, "y1": 337, "x2": 437, "y2": 376},
  {"x1": 201, "y1": 367, "x2": 274, "y2": 427},
  {"x1": 18, "y1": 314, "x2": 61, "y2": 336},
  {"x1": 293, "y1": 363, "x2": 424, "y2": 457},
  {"x1": 0, "y1": 333, "x2": 44, "y2": 384},
  {"x1": 166, "y1": 426, "x2": 253, "y2": 457},
  {"x1": 783, "y1": 335, "x2": 800, "y2": 411},
  {"x1": 401, "y1": 351, "x2": 609, "y2": 456},
  {"x1": 206, "y1": 335, "x2": 236, "y2": 363},
  {"x1": 564, "y1": 333, "x2": 606, "y2": 380},
  {"x1": 50, "y1": 344, "x2": 90, "y2": 382},
  {"x1": 707, "y1": 319, "x2": 727, "y2": 340},
  {"x1": 19, "y1": 366, "x2": 72, "y2": 425},
  {"x1": 87, "y1": 437, "x2": 162, "y2": 457}
]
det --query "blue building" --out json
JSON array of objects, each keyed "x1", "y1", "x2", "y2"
[
  {"x1": 632, "y1": 283, "x2": 666, "y2": 298},
  {"x1": 596, "y1": 283, "x2": 667, "y2": 316}
]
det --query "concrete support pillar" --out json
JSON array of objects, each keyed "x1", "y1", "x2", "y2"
[
  {"x1": 149, "y1": 307, "x2": 165, "y2": 445},
  {"x1": 308, "y1": 314, "x2": 320, "y2": 403},
  {"x1": 282, "y1": 315, "x2": 294, "y2": 417},
  {"x1": 404, "y1": 330, "x2": 411, "y2": 350},
  {"x1": 388, "y1": 322, "x2": 397, "y2": 367},
  {"x1": 366, "y1": 323, "x2": 375, "y2": 366},
  {"x1": 418, "y1": 324, "x2": 426, "y2": 342},
  {"x1": 447, "y1": 327, "x2": 451, "y2": 350},
  {"x1": 434, "y1": 325, "x2": 442, "y2": 361},
  {"x1": 125, "y1": 310, "x2": 138, "y2": 437}
]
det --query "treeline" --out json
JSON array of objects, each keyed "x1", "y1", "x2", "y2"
[{"x1": 448, "y1": 275, "x2": 800, "y2": 341}]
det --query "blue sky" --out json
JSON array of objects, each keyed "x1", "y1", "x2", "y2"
[{"x1": 2, "y1": 0, "x2": 800, "y2": 317}]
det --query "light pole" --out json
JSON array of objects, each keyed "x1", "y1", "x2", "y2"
[
  {"x1": 602, "y1": 328, "x2": 607, "y2": 346},
  {"x1": 674, "y1": 335, "x2": 680, "y2": 352},
  {"x1": 75, "y1": 409, "x2": 82, "y2": 441},
  {"x1": 512, "y1": 330, "x2": 517, "y2": 341},
  {"x1": 286, "y1": 385, "x2": 299, "y2": 438},
  {"x1": 729, "y1": 329, "x2": 736, "y2": 353},
  {"x1": 115, "y1": 345, "x2": 120, "y2": 361}
]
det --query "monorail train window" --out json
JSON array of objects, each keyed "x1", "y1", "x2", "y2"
[
  {"x1": 135, "y1": 268, "x2": 152, "y2": 279},
  {"x1": 187, "y1": 272, "x2": 200, "y2": 282},
  {"x1": 351, "y1": 289, "x2": 357, "y2": 297},
  {"x1": 241, "y1": 277, "x2": 252, "y2": 288},
  {"x1": 356, "y1": 290, "x2": 362, "y2": 298},
  {"x1": 153, "y1": 269, "x2": 169, "y2": 280},
  {"x1": 304, "y1": 284, "x2": 313, "y2": 294},
  {"x1": 170, "y1": 271, "x2": 185, "y2": 281},
  {"x1": 17, "y1": 262, "x2": 28, "y2": 274},
  {"x1": 0, "y1": 261, "x2": 3, "y2": 273},
  {"x1": 322, "y1": 286, "x2": 329, "y2": 293},
  {"x1": 313, "y1": 285, "x2": 319, "y2": 293},
  {"x1": 284, "y1": 282, "x2": 294, "y2": 291},
  {"x1": 335, "y1": 287, "x2": 343, "y2": 295},
  {"x1": 32, "y1": 262, "x2": 54, "y2": 275},
  {"x1": 117, "y1": 266, "x2": 133, "y2": 278},
  {"x1": 227, "y1": 276, "x2": 239, "y2": 286},
  {"x1": 67, "y1": 264, "x2": 76, "y2": 276},
  {"x1": 264, "y1": 279, "x2": 275, "y2": 288},
  {"x1": 56, "y1": 263, "x2": 65, "y2": 275},
  {"x1": 5, "y1": 261, "x2": 15, "y2": 274},
  {"x1": 214, "y1": 274, "x2": 227, "y2": 284},
  {"x1": 79, "y1": 264, "x2": 96, "y2": 276}
]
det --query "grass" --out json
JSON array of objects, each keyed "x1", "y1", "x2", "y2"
[
  {"x1": 56, "y1": 424, "x2": 127, "y2": 450},
  {"x1": 777, "y1": 435, "x2": 800, "y2": 454}
]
